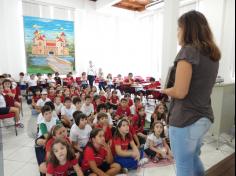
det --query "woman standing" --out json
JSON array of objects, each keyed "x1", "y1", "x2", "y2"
[
  {"x1": 87, "y1": 60, "x2": 96, "y2": 88},
  {"x1": 161, "y1": 10, "x2": 221, "y2": 176}
]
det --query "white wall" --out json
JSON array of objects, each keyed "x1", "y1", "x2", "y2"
[
  {"x1": 0, "y1": 0, "x2": 26, "y2": 78},
  {"x1": 199, "y1": 0, "x2": 235, "y2": 83}
]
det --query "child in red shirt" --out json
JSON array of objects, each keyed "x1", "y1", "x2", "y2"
[
  {"x1": 32, "y1": 88, "x2": 41, "y2": 109},
  {"x1": 132, "y1": 106, "x2": 147, "y2": 145},
  {"x1": 47, "y1": 87, "x2": 55, "y2": 102},
  {"x1": 95, "y1": 112, "x2": 112, "y2": 145},
  {"x1": 124, "y1": 93, "x2": 133, "y2": 107},
  {"x1": 115, "y1": 98, "x2": 131, "y2": 120},
  {"x1": 46, "y1": 138, "x2": 83, "y2": 176},
  {"x1": 109, "y1": 90, "x2": 119, "y2": 110},
  {"x1": 82, "y1": 128, "x2": 121, "y2": 176},
  {"x1": 39, "y1": 124, "x2": 70, "y2": 174},
  {"x1": 112, "y1": 119, "x2": 141, "y2": 170}
]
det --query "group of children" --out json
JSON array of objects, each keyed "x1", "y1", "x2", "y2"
[{"x1": 0, "y1": 72, "x2": 173, "y2": 176}]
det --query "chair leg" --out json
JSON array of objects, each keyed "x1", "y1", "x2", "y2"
[
  {"x1": 21, "y1": 102, "x2": 23, "y2": 117},
  {"x1": 14, "y1": 117, "x2": 18, "y2": 136}
]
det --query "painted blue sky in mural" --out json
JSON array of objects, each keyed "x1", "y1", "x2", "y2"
[{"x1": 23, "y1": 16, "x2": 74, "y2": 44}]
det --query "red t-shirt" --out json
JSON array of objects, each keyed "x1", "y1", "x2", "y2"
[
  {"x1": 132, "y1": 115, "x2": 145, "y2": 133},
  {"x1": 110, "y1": 96, "x2": 119, "y2": 104},
  {"x1": 128, "y1": 99, "x2": 133, "y2": 107},
  {"x1": 81, "y1": 146, "x2": 107, "y2": 171},
  {"x1": 3, "y1": 89, "x2": 16, "y2": 107},
  {"x1": 100, "y1": 96, "x2": 107, "y2": 103},
  {"x1": 33, "y1": 95, "x2": 41, "y2": 104},
  {"x1": 47, "y1": 158, "x2": 78, "y2": 176},
  {"x1": 116, "y1": 106, "x2": 131, "y2": 117},
  {"x1": 48, "y1": 94, "x2": 55, "y2": 102},
  {"x1": 112, "y1": 137, "x2": 131, "y2": 155},
  {"x1": 96, "y1": 124, "x2": 112, "y2": 142}
]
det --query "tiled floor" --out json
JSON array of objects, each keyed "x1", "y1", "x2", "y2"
[{"x1": 0, "y1": 101, "x2": 235, "y2": 176}]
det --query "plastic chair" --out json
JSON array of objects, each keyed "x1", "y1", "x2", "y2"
[{"x1": 0, "y1": 113, "x2": 17, "y2": 136}]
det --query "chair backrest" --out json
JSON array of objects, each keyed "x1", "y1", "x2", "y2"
[{"x1": 0, "y1": 113, "x2": 15, "y2": 119}]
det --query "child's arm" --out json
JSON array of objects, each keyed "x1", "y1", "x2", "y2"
[
  {"x1": 115, "y1": 145, "x2": 134, "y2": 157},
  {"x1": 149, "y1": 139, "x2": 166, "y2": 158},
  {"x1": 103, "y1": 143, "x2": 113, "y2": 164},
  {"x1": 73, "y1": 164, "x2": 84, "y2": 176},
  {"x1": 71, "y1": 141, "x2": 83, "y2": 152},
  {"x1": 133, "y1": 134, "x2": 140, "y2": 148},
  {"x1": 130, "y1": 140, "x2": 140, "y2": 161},
  {"x1": 163, "y1": 139, "x2": 173, "y2": 159},
  {"x1": 46, "y1": 174, "x2": 52, "y2": 176},
  {"x1": 89, "y1": 160, "x2": 109, "y2": 176}
]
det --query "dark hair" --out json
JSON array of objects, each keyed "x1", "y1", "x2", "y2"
[
  {"x1": 37, "y1": 73, "x2": 42, "y2": 76},
  {"x1": 149, "y1": 77, "x2": 155, "y2": 82},
  {"x1": 72, "y1": 97, "x2": 81, "y2": 105},
  {"x1": 73, "y1": 111, "x2": 86, "y2": 126},
  {"x1": 19, "y1": 72, "x2": 24, "y2": 76},
  {"x1": 120, "y1": 98, "x2": 128, "y2": 102},
  {"x1": 55, "y1": 72, "x2": 59, "y2": 76},
  {"x1": 45, "y1": 101, "x2": 55, "y2": 111},
  {"x1": 114, "y1": 119, "x2": 131, "y2": 140},
  {"x1": 178, "y1": 10, "x2": 221, "y2": 61},
  {"x1": 97, "y1": 103, "x2": 107, "y2": 112},
  {"x1": 93, "y1": 95, "x2": 100, "y2": 101},
  {"x1": 64, "y1": 97, "x2": 72, "y2": 102},
  {"x1": 47, "y1": 138, "x2": 75, "y2": 167},
  {"x1": 82, "y1": 72, "x2": 86, "y2": 76},
  {"x1": 86, "y1": 128, "x2": 104, "y2": 155},
  {"x1": 41, "y1": 105, "x2": 52, "y2": 115},
  {"x1": 133, "y1": 97, "x2": 141, "y2": 103},
  {"x1": 97, "y1": 112, "x2": 108, "y2": 121},
  {"x1": 2, "y1": 79, "x2": 12, "y2": 87},
  {"x1": 151, "y1": 121, "x2": 165, "y2": 138},
  {"x1": 136, "y1": 106, "x2": 145, "y2": 127},
  {"x1": 85, "y1": 95, "x2": 91, "y2": 100},
  {"x1": 124, "y1": 93, "x2": 131, "y2": 98},
  {"x1": 153, "y1": 104, "x2": 166, "y2": 121},
  {"x1": 48, "y1": 73, "x2": 52, "y2": 76},
  {"x1": 45, "y1": 124, "x2": 64, "y2": 144}
]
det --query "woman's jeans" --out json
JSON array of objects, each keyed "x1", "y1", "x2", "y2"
[{"x1": 169, "y1": 118, "x2": 212, "y2": 176}]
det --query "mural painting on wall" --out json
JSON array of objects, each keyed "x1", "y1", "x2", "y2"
[{"x1": 23, "y1": 16, "x2": 75, "y2": 74}]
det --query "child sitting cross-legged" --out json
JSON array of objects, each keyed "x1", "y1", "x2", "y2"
[
  {"x1": 144, "y1": 121, "x2": 173, "y2": 163},
  {"x1": 46, "y1": 138, "x2": 84, "y2": 176},
  {"x1": 70, "y1": 112, "x2": 92, "y2": 153},
  {"x1": 36, "y1": 105, "x2": 60, "y2": 146},
  {"x1": 81, "y1": 128, "x2": 121, "y2": 176},
  {"x1": 95, "y1": 112, "x2": 112, "y2": 145}
]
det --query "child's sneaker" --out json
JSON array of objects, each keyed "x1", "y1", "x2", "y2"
[
  {"x1": 16, "y1": 123, "x2": 24, "y2": 128},
  {"x1": 138, "y1": 157, "x2": 149, "y2": 166},
  {"x1": 152, "y1": 157, "x2": 159, "y2": 163},
  {"x1": 121, "y1": 168, "x2": 129, "y2": 174}
]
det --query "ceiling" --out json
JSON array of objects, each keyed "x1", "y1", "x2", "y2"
[{"x1": 90, "y1": 0, "x2": 153, "y2": 12}]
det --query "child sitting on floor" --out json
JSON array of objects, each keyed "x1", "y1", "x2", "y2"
[{"x1": 144, "y1": 121, "x2": 173, "y2": 163}]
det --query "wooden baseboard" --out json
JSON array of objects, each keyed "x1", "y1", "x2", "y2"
[{"x1": 205, "y1": 153, "x2": 235, "y2": 176}]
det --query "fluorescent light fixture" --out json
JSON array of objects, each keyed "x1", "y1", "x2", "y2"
[{"x1": 145, "y1": 0, "x2": 164, "y2": 10}]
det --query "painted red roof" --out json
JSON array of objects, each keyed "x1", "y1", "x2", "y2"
[
  {"x1": 61, "y1": 32, "x2": 66, "y2": 36},
  {"x1": 38, "y1": 36, "x2": 44, "y2": 41},
  {"x1": 57, "y1": 38, "x2": 64, "y2": 42},
  {"x1": 46, "y1": 42, "x2": 56, "y2": 47}
]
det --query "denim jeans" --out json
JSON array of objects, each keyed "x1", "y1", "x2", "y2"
[{"x1": 169, "y1": 118, "x2": 212, "y2": 176}]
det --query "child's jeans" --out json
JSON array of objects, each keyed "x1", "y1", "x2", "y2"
[
  {"x1": 169, "y1": 117, "x2": 212, "y2": 176},
  {"x1": 114, "y1": 149, "x2": 144, "y2": 170}
]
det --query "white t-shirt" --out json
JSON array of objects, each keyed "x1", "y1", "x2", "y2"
[
  {"x1": 70, "y1": 124, "x2": 92, "y2": 148},
  {"x1": 28, "y1": 79, "x2": 37, "y2": 87},
  {"x1": 37, "y1": 111, "x2": 59, "y2": 125},
  {"x1": 0, "y1": 94, "x2": 6, "y2": 108},
  {"x1": 81, "y1": 103, "x2": 94, "y2": 117},
  {"x1": 38, "y1": 116, "x2": 59, "y2": 137},
  {"x1": 144, "y1": 133, "x2": 164, "y2": 150},
  {"x1": 54, "y1": 103, "x2": 63, "y2": 115},
  {"x1": 87, "y1": 65, "x2": 96, "y2": 76},
  {"x1": 93, "y1": 113, "x2": 113, "y2": 125},
  {"x1": 36, "y1": 98, "x2": 51, "y2": 107},
  {"x1": 61, "y1": 105, "x2": 76, "y2": 120},
  {"x1": 130, "y1": 105, "x2": 136, "y2": 115}
]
